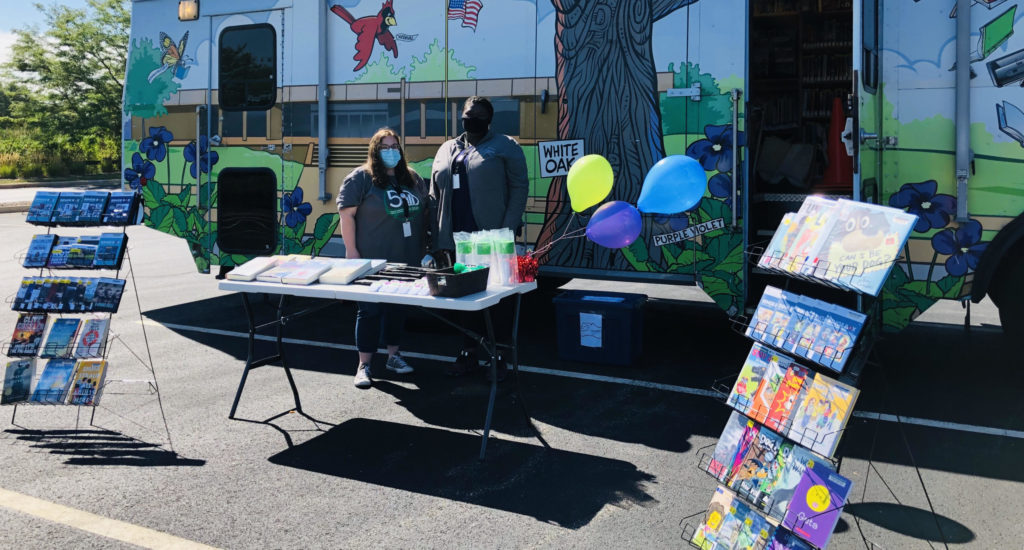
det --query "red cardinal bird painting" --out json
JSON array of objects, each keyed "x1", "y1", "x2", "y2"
[{"x1": 331, "y1": 1, "x2": 398, "y2": 71}]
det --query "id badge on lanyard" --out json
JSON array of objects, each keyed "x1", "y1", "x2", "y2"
[
  {"x1": 453, "y1": 145, "x2": 474, "y2": 190},
  {"x1": 393, "y1": 184, "x2": 412, "y2": 238}
]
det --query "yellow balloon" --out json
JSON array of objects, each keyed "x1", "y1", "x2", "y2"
[{"x1": 566, "y1": 154, "x2": 614, "y2": 212}]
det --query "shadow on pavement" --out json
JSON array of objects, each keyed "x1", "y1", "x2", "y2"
[
  {"x1": 3, "y1": 428, "x2": 205, "y2": 467},
  {"x1": 842, "y1": 502, "x2": 974, "y2": 544},
  {"x1": 268, "y1": 417, "x2": 657, "y2": 529}
]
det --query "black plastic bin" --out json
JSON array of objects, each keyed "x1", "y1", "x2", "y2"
[
  {"x1": 553, "y1": 290, "x2": 646, "y2": 366},
  {"x1": 425, "y1": 266, "x2": 490, "y2": 298}
]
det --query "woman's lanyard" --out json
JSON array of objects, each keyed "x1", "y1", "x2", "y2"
[
  {"x1": 391, "y1": 182, "x2": 412, "y2": 238},
  {"x1": 452, "y1": 144, "x2": 475, "y2": 190}
]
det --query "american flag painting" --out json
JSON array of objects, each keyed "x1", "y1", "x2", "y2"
[{"x1": 448, "y1": 0, "x2": 483, "y2": 30}]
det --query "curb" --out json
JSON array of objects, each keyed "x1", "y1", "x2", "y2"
[
  {"x1": 0, "y1": 203, "x2": 31, "y2": 214},
  {"x1": 0, "y1": 179, "x2": 120, "y2": 190}
]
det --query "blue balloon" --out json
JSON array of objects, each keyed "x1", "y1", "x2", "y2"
[
  {"x1": 586, "y1": 201, "x2": 643, "y2": 249},
  {"x1": 637, "y1": 155, "x2": 707, "y2": 214}
]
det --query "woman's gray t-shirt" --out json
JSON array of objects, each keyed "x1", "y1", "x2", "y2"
[{"x1": 337, "y1": 167, "x2": 429, "y2": 265}]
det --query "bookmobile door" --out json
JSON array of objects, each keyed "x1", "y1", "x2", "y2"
[
  {"x1": 531, "y1": 1, "x2": 749, "y2": 316},
  {"x1": 209, "y1": 10, "x2": 290, "y2": 270}
]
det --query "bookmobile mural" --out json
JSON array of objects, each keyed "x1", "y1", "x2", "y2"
[{"x1": 122, "y1": 0, "x2": 1024, "y2": 335}]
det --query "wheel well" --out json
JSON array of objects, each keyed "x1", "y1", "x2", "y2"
[{"x1": 971, "y1": 213, "x2": 1024, "y2": 304}]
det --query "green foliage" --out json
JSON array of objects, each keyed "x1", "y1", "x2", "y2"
[
  {"x1": 124, "y1": 37, "x2": 180, "y2": 118},
  {"x1": 408, "y1": 39, "x2": 476, "y2": 82},
  {"x1": 661, "y1": 62, "x2": 732, "y2": 135},
  {"x1": 0, "y1": 0, "x2": 127, "y2": 175},
  {"x1": 348, "y1": 51, "x2": 408, "y2": 84}
]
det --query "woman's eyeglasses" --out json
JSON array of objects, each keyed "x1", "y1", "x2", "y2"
[{"x1": 380, "y1": 144, "x2": 401, "y2": 150}]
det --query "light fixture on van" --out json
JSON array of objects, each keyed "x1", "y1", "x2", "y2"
[{"x1": 178, "y1": 0, "x2": 199, "y2": 21}]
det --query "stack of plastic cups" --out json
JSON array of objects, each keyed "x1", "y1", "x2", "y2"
[
  {"x1": 495, "y1": 228, "x2": 518, "y2": 286},
  {"x1": 454, "y1": 232, "x2": 472, "y2": 267},
  {"x1": 473, "y1": 232, "x2": 493, "y2": 285}
]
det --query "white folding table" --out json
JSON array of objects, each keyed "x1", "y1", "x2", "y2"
[{"x1": 217, "y1": 279, "x2": 542, "y2": 459}]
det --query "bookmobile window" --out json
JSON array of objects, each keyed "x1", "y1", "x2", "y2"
[{"x1": 219, "y1": 23, "x2": 276, "y2": 112}]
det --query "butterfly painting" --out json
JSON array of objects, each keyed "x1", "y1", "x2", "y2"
[{"x1": 147, "y1": 31, "x2": 192, "y2": 83}]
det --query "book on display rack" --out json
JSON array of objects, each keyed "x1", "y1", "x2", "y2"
[
  {"x1": 30, "y1": 358, "x2": 77, "y2": 403},
  {"x1": 74, "y1": 317, "x2": 110, "y2": 359},
  {"x1": 2, "y1": 358, "x2": 35, "y2": 404},
  {"x1": 24, "y1": 234, "x2": 58, "y2": 268},
  {"x1": 8, "y1": 312, "x2": 47, "y2": 357},
  {"x1": 66, "y1": 359, "x2": 108, "y2": 406},
  {"x1": 40, "y1": 317, "x2": 81, "y2": 358}
]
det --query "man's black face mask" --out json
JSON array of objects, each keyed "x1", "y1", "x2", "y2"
[{"x1": 462, "y1": 116, "x2": 489, "y2": 135}]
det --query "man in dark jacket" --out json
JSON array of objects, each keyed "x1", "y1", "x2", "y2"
[{"x1": 430, "y1": 96, "x2": 529, "y2": 378}]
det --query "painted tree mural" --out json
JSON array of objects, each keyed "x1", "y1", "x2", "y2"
[{"x1": 537, "y1": 0, "x2": 699, "y2": 270}]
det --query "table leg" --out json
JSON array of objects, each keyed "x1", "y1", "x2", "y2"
[
  {"x1": 479, "y1": 309, "x2": 499, "y2": 461},
  {"x1": 508, "y1": 294, "x2": 550, "y2": 449},
  {"x1": 275, "y1": 295, "x2": 303, "y2": 415},
  {"x1": 228, "y1": 293, "x2": 258, "y2": 419}
]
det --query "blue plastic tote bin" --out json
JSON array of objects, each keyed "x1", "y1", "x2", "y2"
[{"x1": 553, "y1": 290, "x2": 646, "y2": 366}]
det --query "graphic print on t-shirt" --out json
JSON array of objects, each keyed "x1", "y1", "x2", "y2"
[{"x1": 384, "y1": 188, "x2": 423, "y2": 220}]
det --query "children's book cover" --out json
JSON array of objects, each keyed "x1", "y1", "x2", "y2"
[
  {"x1": 729, "y1": 428, "x2": 785, "y2": 507},
  {"x1": 2, "y1": 358, "x2": 35, "y2": 404},
  {"x1": 766, "y1": 292, "x2": 796, "y2": 349},
  {"x1": 67, "y1": 359, "x2": 107, "y2": 406},
  {"x1": 765, "y1": 365, "x2": 810, "y2": 434},
  {"x1": 8, "y1": 312, "x2": 47, "y2": 356},
  {"x1": 790, "y1": 374, "x2": 860, "y2": 457},
  {"x1": 757, "y1": 441, "x2": 794, "y2": 509},
  {"x1": 691, "y1": 485, "x2": 735, "y2": 549},
  {"x1": 74, "y1": 317, "x2": 110, "y2": 358},
  {"x1": 715, "y1": 499, "x2": 752, "y2": 550},
  {"x1": 751, "y1": 357, "x2": 789, "y2": 425},
  {"x1": 783, "y1": 196, "x2": 838, "y2": 275},
  {"x1": 40, "y1": 318, "x2": 81, "y2": 358},
  {"x1": 752, "y1": 286, "x2": 788, "y2": 345},
  {"x1": 759, "y1": 213, "x2": 796, "y2": 269},
  {"x1": 27, "y1": 191, "x2": 60, "y2": 224},
  {"x1": 734, "y1": 509, "x2": 775, "y2": 550},
  {"x1": 24, "y1": 234, "x2": 57, "y2": 268},
  {"x1": 728, "y1": 419, "x2": 760, "y2": 486},
  {"x1": 30, "y1": 358, "x2": 76, "y2": 403},
  {"x1": 727, "y1": 344, "x2": 774, "y2": 413},
  {"x1": 767, "y1": 528, "x2": 813, "y2": 550},
  {"x1": 783, "y1": 460, "x2": 853, "y2": 548},
  {"x1": 823, "y1": 304, "x2": 867, "y2": 372},
  {"x1": 709, "y1": 411, "x2": 753, "y2": 481},
  {"x1": 767, "y1": 445, "x2": 819, "y2": 520}
]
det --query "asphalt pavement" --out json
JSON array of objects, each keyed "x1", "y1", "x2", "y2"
[{"x1": 0, "y1": 182, "x2": 1018, "y2": 549}]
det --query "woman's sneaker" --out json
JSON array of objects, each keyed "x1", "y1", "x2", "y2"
[
  {"x1": 386, "y1": 354, "x2": 414, "y2": 374},
  {"x1": 353, "y1": 363, "x2": 373, "y2": 389}
]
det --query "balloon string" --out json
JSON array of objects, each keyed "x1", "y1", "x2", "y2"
[{"x1": 531, "y1": 227, "x2": 587, "y2": 260}]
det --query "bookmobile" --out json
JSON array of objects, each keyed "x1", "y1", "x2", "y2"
[{"x1": 123, "y1": 0, "x2": 1024, "y2": 339}]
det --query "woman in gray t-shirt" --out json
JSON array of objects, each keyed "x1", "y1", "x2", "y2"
[{"x1": 337, "y1": 128, "x2": 429, "y2": 389}]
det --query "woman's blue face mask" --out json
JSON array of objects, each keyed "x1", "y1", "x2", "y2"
[{"x1": 380, "y1": 148, "x2": 401, "y2": 168}]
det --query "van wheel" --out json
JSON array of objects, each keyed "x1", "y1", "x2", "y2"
[{"x1": 995, "y1": 253, "x2": 1024, "y2": 340}]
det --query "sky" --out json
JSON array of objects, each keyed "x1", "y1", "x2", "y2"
[{"x1": 0, "y1": 0, "x2": 91, "y2": 64}]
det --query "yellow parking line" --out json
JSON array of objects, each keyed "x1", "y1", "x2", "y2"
[{"x1": 0, "y1": 487, "x2": 219, "y2": 549}]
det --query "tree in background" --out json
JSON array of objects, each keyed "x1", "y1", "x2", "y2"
[{"x1": 0, "y1": 0, "x2": 128, "y2": 177}]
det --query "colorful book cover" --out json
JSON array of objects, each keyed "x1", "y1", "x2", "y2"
[
  {"x1": 691, "y1": 486, "x2": 735, "y2": 550},
  {"x1": 66, "y1": 241, "x2": 99, "y2": 268},
  {"x1": 91, "y1": 278, "x2": 126, "y2": 312},
  {"x1": 751, "y1": 357, "x2": 789, "y2": 425},
  {"x1": 767, "y1": 528, "x2": 813, "y2": 550},
  {"x1": 53, "y1": 192, "x2": 84, "y2": 225},
  {"x1": 822, "y1": 304, "x2": 867, "y2": 372},
  {"x1": 757, "y1": 441, "x2": 794, "y2": 509},
  {"x1": 74, "y1": 317, "x2": 110, "y2": 358},
  {"x1": 768, "y1": 213, "x2": 808, "y2": 271},
  {"x1": 76, "y1": 191, "x2": 110, "y2": 225},
  {"x1": 729, "y1": 428, "x2": 785, "y2": 507},
  {"x1": 749, "y1": 286, "x2": 787, "y2": 344},
  {"x1": 734, "y1": 509, "x2": 775, "y2": 550},
  {"x1": 709, "y1": 411, "x2": 756, "y2": 481},
  {"x1": 27, "y1": 191, "x2": 60, "y2": 224},
  {"x1": 783, "y1": 461, "x2": 853, "y2": 548},
  {"x1": 728, "y1": 419, "x2": 761, "y2": 486},
  {"x1": 30, "y1": 358, "x2": 76, "y2": 403},
  {"x1": 767, "y1": 445, "x2": 820, "y2": 520},
  {"x1": 783, "y1": 196, "x2": 838, "y2": 274},
  {"x1": 40, "y1": 318, "x2": 81, "y2": 358},
  {"x1": 767, "y1": 291, "x2": 801, "y2": 348},
  {"x1": 67, "y1": 359, "x2": 107, "y2": 406},
  {"x1": 280, "y1": 259, "x2": 336, "y2": 285},
  {"x1": 715, "y1": 499, "x2": 752, "y2": 550},
  {"x1": 94, "y1": 233, "x2": 128, "y2": 269},
  {"x1": 102, "y1": 191, "x2": 139, "y2": 225},
  {"x1": 256, "y1": 257, "x2": 317, "y2": 283},
  {"x1": 765, "y1": 365, "x2": 810, "y2": 434},
  {"x1": 759, "y1": 213, "x2": 797, "y2": 269},
  {"x1": 727, "y1": 343, "x2": 774, "y2": 413},
  {"x1": 793, "y1": 296, "x2": 831, "y2": 363},
  {"x1": 789, "y1": 374, "x2": 860, "y2": 458},
  {"x1": 24, "y1": 234, "x2": 57, "y2": 268},
  {"x1": 2, "y1": 358, "x2": 35, "y2": 404},
  {"x1": 8, "y1": 312, "x2": 47, "y2": 356}
]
